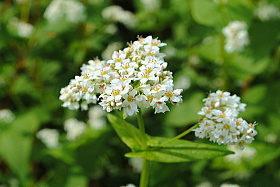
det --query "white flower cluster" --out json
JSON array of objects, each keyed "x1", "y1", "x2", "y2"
[
  {"x1": 0, "y1": 109, "x2": 15, "y2": 123},
  {"x1": 36, "y1": 129, "x2": 60, "y2": 148},
  {"x1": 88, "y1": 106, "x2": 107, "y2": 130},
  {"x1": 194, "y1": 90, "x2": 257, "y2": 149},
  {"x1": 9, "y1": 18, "x2": 34, "y2": 38},
  {"x1": 224, "y1": 145, "x2": 256, "y2": 164},
  {"x1": 60, "y1": 36, "x2": 183, "y2": 117},
  {"x1": 255, "y1": 4, "x2": 280, "y2": 21},
  {"x1": 102, "y1": 5, "x2": 137, "y2": 28},
  {"x1": 222, "y1": 21, "x2": 249, "y2": 53},
  {"x1": 44, "y1": 0, "x2": 86, "y2": 23},
  {"x1": 64, "y1": 118, "x2": 86, "y2": 141}
]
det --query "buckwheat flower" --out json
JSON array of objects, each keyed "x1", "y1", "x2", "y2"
[
  {"x1": 44, "y1": 0, "x2": 86, "y2": 23},
  {"x1": 141, "y1": 0, "x2": 160, "y2": 11},
  {"x1": 129, "y1": 157, "x2": 143, "y2": 173},
  {"x1": 224, "y1": 145, "x2": 256, "y2": 164},
  {"x1": 255, "y1": 3, "x2": 280, "y2": 21},
  {"x1": 88, "y1": 106, "x2": 107, "y2": 130},
  {"x1": 60, "y1": 36, "x2": 183, "y2": 116},
  {"x1": 102, "y1": 5, "x2": 137, "y2": 28},
  {"x1": 0, "y1": 109, "x2": 15, "y2": 123},
  {"x1": 9, "y1": 18, "x2": 34, "y2": 38},
  {"x1": 37, "y1": 129, "x2": 59, "y2": 148},
  {"x1": 194, "y1": 90, "x2": 257, "y2": 149},
  {"x1": 222, "y1": 21, "x2": 249, "y2": 53},
  {"x1": 64, "y1": 118, "x2": 86, "y2": 141},
  {"x1": 220, "y1": 184, "x2": 240, "y2": 187}
]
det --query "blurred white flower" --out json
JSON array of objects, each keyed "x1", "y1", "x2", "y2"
[
  {"x1": 255, "y1": 3, "x2": 280, "y2": 21},
  {"x1": 220, "y1": 183, "x2": 240, "y2": 187},
  {"x1": 64, "y1": 118, "x2": 86, "y2": 141},
  {"x1": 44, "y1": 0, "x2": 86, "y2": 23},
  {"x1": 141, "y1": 0, "x2": 160, "y2": 11},
  {"x1": 174, "y1": 75, "x2": 191, "y2": 90},
  {"x1": 37, "y1": 129, "x2": 59, "y2": 148},
  {"x1": 194, "y1": 90, "x2": 257, "y2": 149},
  {"x1": 102, "y1": 5, "x2": 137, "y2": 28},
  {"x1": 224, "y1": 145, "x2": 256, "y2": 163},
  {"x1": 88, "y1": 106, "x2": 107, "y2": 130},
  {"x1": 222, "y1": 21, "x2": 249, "y2": 53},
  {"x1": 264, "y1": 133, "x2": 277, "y2": 143},
  {"x1": 196, "y1": 181, "x2": 212, "y2": 187},
  {"x1": 102, "y1": 42, "x2": 123, "y2": 60},
  {"x1": 9, "y1": 18, "x2": 34, "y2": 38},
  {"x1": 0, "y1": 109, "x2": 15, "y2": 123},
  {"x1": 129, "y1": 157, "x2": 143, "y2": 173}
]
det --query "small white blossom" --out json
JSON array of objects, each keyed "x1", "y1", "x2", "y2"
[
  {"x1": 220, "y1": 183, "x2": 240, "y2": 187},
  {"x1": 9, "y1": 18, "x2": 34, "y2": 38},
  {"x1": 37, "y1": 129, "x2": 59, "y2": 148},
  {"x1": 102, "y1": 5, "x2": 137, "y2": 28},
  {"x1": 60, "y1": 36, "x2": 183, "y2": 117},
  {"x1": 129, "y1": 157, "x2": 143, "y2": 173},
  {"x1": 44, "y1": 0, "x2": 86, "y2": 23},
  {"x1": 224, "y1": 145, "x2": 256, "y2": 164},
  {"x1": 194, "y1": 90, "x2": 257, "y2": 149},
  {"x1": 255, "y1": 3, "x2": 280, "y2": 21},
  {"x1": 0, "y1": 109, "x2": 15, "y2": 123},
  {"x1": 141, "y1": 0, "x2": 160, "y2": 11},
  {"x1": 64, "y1": 118, "x2": 86, "y2": 141},
  {"x1": 88, "y1": 106, "x2": 107, "y2": 129},
  {"x1": 222, "y1": 21, "x2": 249, "y2": 53}
]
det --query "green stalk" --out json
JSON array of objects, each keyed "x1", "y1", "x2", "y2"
[
  {"x1": 157, "y1": 123, "x2": 199, "y2": 148},
  {"x1": 137, "y1": 108, "x2": 150, "y2": 187}
]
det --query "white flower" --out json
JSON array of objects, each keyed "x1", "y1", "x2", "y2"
[
  {"x1": 220, "y1": 184, "x2": 240, "y2": 187},
  {"x1": 88, "y1": 106, "x2": 107, "y2": 130},
  {"x1": 102, "y1": 5, "x2": 137, "y2": 28},
  {"x1": 9, "y1": 18, "x2": 34, "y2": 38},
  {"x1": 60, "y1": 36, "x2": 183, "y2": 116},
  {"x1": 255, "y1": 3, "x2": 280, "y2": 21},
  {"x1": 194, "y1": 90, "x2": 257, "y2": 149},
  {"x1": 222, "y1": 21, "x2": 249, "y2": 53},
  {"x1": 64, "y1": 118, "x2": 86, "y2": 141},
  {"x1": 224, "y1": 145, "x2": 256, "y2": 164},
  {"x1": 0, "y1": 109, "x2": 15, "y2": 123},
  {"x1": 129, "y1": 157, "x2": 143, "y2": 173},
  {"x1": 37, "y1": 129, "x2": 59, "y2": 148},
  {"x1": 44, "y1": 0, "x2": 86, "y2": 23},
  {"x1": 141, "y1": 0, "x2": 160, "y2": 11}
]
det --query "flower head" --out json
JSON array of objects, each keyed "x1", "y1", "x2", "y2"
[
  {"x1": 222, "y1": 21, "x2": 249, "y2": 53},
  {"x1": 60, "y1": 36, "x2": 183, "y2": 116},
  {"x1": 194, "y1": 90, "x2": 257, "y2": 149},
  {"x1": 37, "y1": 129, "x2": 59, "y2": 148}
]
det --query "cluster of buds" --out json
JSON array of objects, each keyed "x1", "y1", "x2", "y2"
[
  {"x1": 194, "y1": 90, "x2": 257, "y2": 149},
  {"x1": 59, "y1": 36, "x2": 183, "y2": 117}
]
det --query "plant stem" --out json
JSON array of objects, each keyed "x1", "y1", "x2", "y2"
[
  {"x1": 137, "y1": 108, "x2": 150, "y2": 187},
  {"x1": 137, "y1": 108, "x2": 147, "y2": 149},
  {"x1": 140, "y1": 159, "x2": 150, "y2": 187},
  {"x1": 158, "y1": 123, "x2": 199, "y2": 148}
]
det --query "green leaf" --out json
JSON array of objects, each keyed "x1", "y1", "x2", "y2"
[
  {"x1": 125, "y1": 137, "x2": 233, "y2": 163},
  {"x1": 191, "y1": 0, "x2": 252, "y2": 29},
  {"x1": 191, "y1": 0, "x2": 225, "y2": 28},
  {"x1": 107, "y1": 114, "x2": 143, "y2": 151},
  {"x1": 0, "y1": 112, "x2": 40, "y2": 181}
]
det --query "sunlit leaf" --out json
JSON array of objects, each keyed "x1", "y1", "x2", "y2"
[{"x1": 126, "y1": 137, "x2": 233, "y2": 163}]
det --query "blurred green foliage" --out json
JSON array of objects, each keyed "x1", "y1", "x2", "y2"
[{"x1": 0, "y1": 0, "x2": 280, "y2": 186}]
